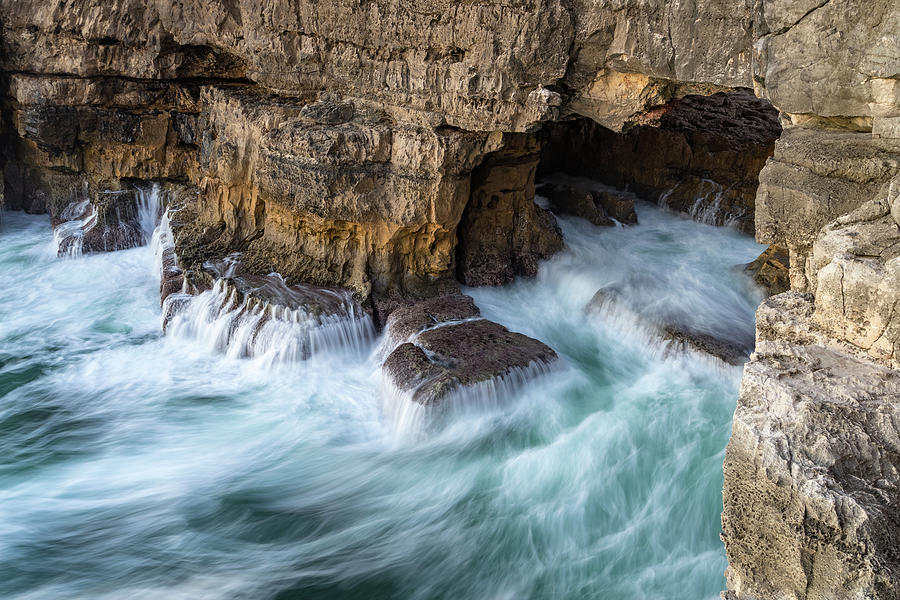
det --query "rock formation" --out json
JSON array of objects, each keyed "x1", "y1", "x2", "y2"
[
  {"x1": 382, "y1": 294, "x2": 558, "y2": 407},
  {"x1": 0, "y1": 1, "x2": 898, "y2": 597},
  {"x1": 540, "y1": 91, "x2": 782, "y2": 233}
]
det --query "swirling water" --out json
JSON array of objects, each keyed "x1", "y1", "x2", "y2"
[{"x1": 0, "y1": 198, "x2": 764, "y2": 600}]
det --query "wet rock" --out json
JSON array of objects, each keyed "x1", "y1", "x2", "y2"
[
  {"x1": 743, "y1": 245, "x2": 790, "y2": 297},
  {"x1": 541, "y1": 183, "x2": 613, "y2": 226},
  {"x1": 541, "y1": 182, "x2": 639, "y2": 226},
  {"x1": 202, "y1": 256, "x2": 363, "y2": 319},
  {"x1": 159, "y1": 242, "x2": 184, "y2": 304},
  {"x1": 384, "y1": 294, "x2": 480, "y2": 344},
  {"x1": 383, "y1": 317, "x2": 558, "y2": 406},
  {"x1": 593, "y1": 190, "x2": 638, "y2": 225},
  {"x1": 52, "y1": 189, "x2": 145, "y2": 255},
  {"x1": 539, "y1": 91, "x2": 781, "y2": 233},
  {"x1": 660, "y1": 324, "x2": 751, "y2": 366}
]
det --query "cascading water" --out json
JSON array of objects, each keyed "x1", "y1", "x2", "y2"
[
  {"x1": 51, "y1": 184, "x2": 163, "y2": 257},
  {"x1": 136, "y1": 184, "x2": 163, "y2": 242},
  {"x1": 0, "y1": 185, "x2": 764, "y2": 599},
  {"x1": 52, "y1": 198, "x2": 98, "y2": 258},
  {"x1": 165, "y1": 276, "x2": 375, "y2": 366}
]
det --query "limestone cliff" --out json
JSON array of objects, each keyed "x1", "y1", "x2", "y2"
[{"x1": 0, "y1": 2, "x2": 898, "y2": 598}]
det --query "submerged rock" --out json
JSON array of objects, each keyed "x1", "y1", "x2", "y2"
[
  {"x1": 163, "y1": 256, "x2": 375, "y2": 360},
  {"x1": 587, "y1": 285, "x2": 752, "y2": 365},
  {"x1": 660, "y1": 324, "x2": 751, "y2": 366}
]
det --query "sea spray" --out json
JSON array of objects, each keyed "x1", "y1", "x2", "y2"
[
  {"x1": 136, "y1": 184, "x2": 163, "y2": 241},
  {"x1": 52, "y1": 198, "x2": 98, "y2": 257}
]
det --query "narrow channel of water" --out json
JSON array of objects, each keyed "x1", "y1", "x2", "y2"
[{"x1": 0, "y1": 192, "x2": 763, "y2": 599}]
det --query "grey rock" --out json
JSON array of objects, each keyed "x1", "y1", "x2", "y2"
[{"x1": 722, "y1": 297, "x2": 900, "y2": 599}]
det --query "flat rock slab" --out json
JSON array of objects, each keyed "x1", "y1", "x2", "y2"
[
  {"x1": 384, "y1": 293, "x2": 480, "y2": 343},
  {"x1": 661, "y1": 324, "x2": 751, "y2": 366},
  {"x1": 201, "y1": 255, "x2": 361, "y2": 319},
  {"x1": 383, "y1": 296, "x2": 557, "y2": 406}
]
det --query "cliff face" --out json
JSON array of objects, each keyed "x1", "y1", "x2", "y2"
[{"x1": 0, "y1": 1, "x2": 898, "y2": 598}]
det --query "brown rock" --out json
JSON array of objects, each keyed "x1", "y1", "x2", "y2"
[
  {"x1": 743, "y1": 245, "x2": 790, "y2": 297},
  {"x1": 456, "y1": 133, "x2": 564, "y2": 286},
  {"x1": 541, "y1": 183, "x2": 613, "y2": 226},
  {"x1": 383, "y1": 318, "x2": 557, "y2": 406},
  {"x1": 660, "y1": 324, "x2": 751, "y2": 366}
]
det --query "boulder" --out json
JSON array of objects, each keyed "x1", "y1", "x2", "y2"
[
  {"x1": 384, "y1": 318, "x2": 557, "y2": 406},
  {"x1": 541, "y1": 183, "x2": 613, "y2": 226},
  {"x1": 743, "y1": 244, "x2": 790, "y2": 297}
]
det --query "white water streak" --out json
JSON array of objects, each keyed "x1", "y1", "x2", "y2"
[
  {"x1": 52, "y1": 199, "x2": 98, "y2": 258},
  {"x1": 165, "y1": 279, "x2": 375, "y2": 367},
  {"x1": 383, "y1": 360, "x2": 557, "y2": 441}
]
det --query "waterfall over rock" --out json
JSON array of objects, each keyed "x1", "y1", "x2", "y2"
[
  {"x1": 52, "y1": 184, "x2": 165, "y2": 257},
  {"x1": 163, "y1": 256, "x2": 375, "y2": 365}
]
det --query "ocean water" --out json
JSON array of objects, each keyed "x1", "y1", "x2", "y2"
[{"x1": 0, "y1": 193, "x2": 764, "y2": 600}]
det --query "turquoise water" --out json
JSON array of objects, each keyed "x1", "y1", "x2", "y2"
[{"x1": 0, "y1": 198, "x2": 764, "y2": 600}]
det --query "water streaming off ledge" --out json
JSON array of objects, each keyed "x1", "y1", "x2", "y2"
[{"x1": 0, "y1": 198, "x2": 764, "y2": 600}]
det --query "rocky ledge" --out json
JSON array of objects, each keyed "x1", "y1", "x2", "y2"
[{"x1": 0, "y1": 1, "x2": 899, "y2": 597}]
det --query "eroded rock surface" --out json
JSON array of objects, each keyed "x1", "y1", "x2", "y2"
[
  {"x1": 0, "y1": 3, "x2": 898, "y2": 597},
  {"x1": 540, "y1": 91, "x2": 782, "y2": 232},
  {"x1": 755, "y1": 129, "x2": 900, "y2": 291},
  {"x1": 723, "y1": 295, "x2": 900, "y2": 600},
  {"x1": 744, "y1": 244, "x2": 791, "y2": 297},
  {"x1": 382, "y1": 295, "x2": 557, "y2": 406},
  {"x1": 455, "y1": 133, "x2": 564, "y2": 286}
]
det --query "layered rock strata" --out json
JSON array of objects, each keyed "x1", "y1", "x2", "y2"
[{"x1": 0, "y1": 2, "x2": 898, "y2": 598}]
